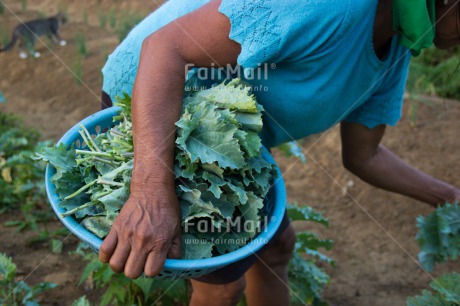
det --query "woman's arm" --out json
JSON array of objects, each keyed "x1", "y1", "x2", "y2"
[
  {"x1": 99, "y1": 0, "x2": 241, "y2": 279},
  {"x1": 340, "y1": 121, "x2": 460, "y2": 206}
]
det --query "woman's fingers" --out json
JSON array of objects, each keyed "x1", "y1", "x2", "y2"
[
  {"x1": 124, "y1": 249, "x2": 148, "y2": 279},
  {"x1": 144, "y1": 251, "x2": 167, "y2": 277},
  {"x1": 109, "y1": 242, "x2": 131, "y2": 273},
  {"x1": 167, "y1": 235, "x2": 182, "y2": 259},
  {"x1": 99, "y1": 229, "x2": 118, "y2": 263}
]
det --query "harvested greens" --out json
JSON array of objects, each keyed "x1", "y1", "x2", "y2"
[{"x1": 34, "y1": 79, "x2": 278, "y2": 259}]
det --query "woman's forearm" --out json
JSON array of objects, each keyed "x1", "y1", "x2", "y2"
[
  {"x1": 348, "y1": 144, "x2": 459, "y2": 206},
  {"x1": 130, "y1": 34, "x2": 187, "y2": 191}
]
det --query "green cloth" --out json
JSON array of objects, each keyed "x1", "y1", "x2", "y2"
[{"x1": 392, "y1": 0, "x2": 436, "y2": 55}]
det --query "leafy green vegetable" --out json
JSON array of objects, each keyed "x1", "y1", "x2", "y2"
[
  {"x1": 407, "y1": 272, "x2": 460, "y2": 305},
  {"x1": 0, "y1": 111, "x2": 54, "y2": 230},
  {"x1": 287, "y1": 203, "x2": 333, "y2": 306},
  {"x1": 0, "y1": 253, "x2": 57, "y2": 305},
  {"x1": 75, "y1": 243, "x2": 188, "y2": 306},
  {"x1": 277, "y1": 141, "x2": 307, "y2": 163},
  {"x1": 72, "y1": 296, "x2": 92, "y2": 306},
  {"x1": 35, "y1": 80, "x2": 278, "y2": 259},
  {"x1": 415, "y1": 203, "x2": 460, "y2": 271}
]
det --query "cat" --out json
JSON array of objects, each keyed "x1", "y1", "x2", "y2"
[{"x1": 0, "y1": 13, "x2": 68, "y2": 59}]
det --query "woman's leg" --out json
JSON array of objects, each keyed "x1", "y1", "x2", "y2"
[
  {"x1": 190, "y1": 277, "x2": 246, "y2": 306},
  {"x1": 244, "y1": 224, "x2": 296, "y2": 306}
]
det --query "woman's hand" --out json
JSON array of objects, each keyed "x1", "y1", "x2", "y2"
[{"x1": 98, "y1": 185, "x2": 181, "y2": 279}]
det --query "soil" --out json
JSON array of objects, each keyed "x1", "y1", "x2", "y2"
[{"x1": 0, "y1": 1, "x2": 459, "y2": 305}]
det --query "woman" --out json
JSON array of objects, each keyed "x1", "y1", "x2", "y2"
[{"x1": 98, "y1": 0, "x2": 460, "y2": 305}]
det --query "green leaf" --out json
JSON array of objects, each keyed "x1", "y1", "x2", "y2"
[
  {"x1": 406, "y1": 290, "x2": 448, "y2": 306},
  {"x1": 296, "y1": 231, "x2": 334, "y2": 251},
  {"x1": 33, "y1": 143, "x2": 77, "y2": 181},
  {"x1": 181, "y1": 234, "x2": 214, "y2": 259},
  {"x1": 176, "y1": 104, "x2": 245, "y2": 169},
  {"x1": 192, "y1": 79, "x2": 259, "y2": 113},
  {"x1": 98, "y1": 185, "x2": 129, "y2": 212},
  {"x1": 287, "y1": 203, "x2": 329, "y2": 227},
  {"x1": 0, "y1": 253, "x2": 16, "y2": 282},
  {"x1": 78, "y1": 257, "x2": 102, "y2": 286},
  {"x1": 430, "y1": 272, "x2": 460, "y2": 303},
  {"x1": 31, "y1": 282, "x2": 57, "y2": 295},
  {"x1": 289, "y1": 253, "x2": 330, "y2": 304},
  {"x1": 234, "y1": 113, "x2": 263, "y2": 132},
  {"x1": 132, "y1": 276, "x2": 156, "y2": 299},
  {"x1": 72, "y1": 296, "x2": 92, "y2": 306},
  {"x1": 276, "y1": 141, "x2": 307, "y2": 163},
  {"x1": 50, "y1": 239, "x2": 63, "y2": 254},
  {"x1": 416, "y1": 203, "x2": 460, "y2": 271},
  {"x1": 81, "y1": 216, "x2": 113, "y2": 239}
]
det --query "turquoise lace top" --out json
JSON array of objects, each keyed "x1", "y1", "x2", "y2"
[{"x1": 102, "y1": 0, "x2": 411, "y2": 148}]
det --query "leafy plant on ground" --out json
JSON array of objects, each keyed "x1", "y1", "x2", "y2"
[
  {"x1": 0, "y1": 253, "x2": 57, "y2": 305},
  {"x1": 276, "y1": 141, "x2": 307, "y2": 163},
  {"x1": 76, "y1": 33, "x2": 87, "y2": 57},
  {"x1": 0, "y1": 27, "x2": 8, "y2": 48},
  {"x1": 416, "y1": 203, "x2": 460, "y2": 272},
  {"x1": 82, "y1": 10, "x2": 88, "y2": 25},
  {"x1": 72, "y1": 296, "x2": 92, "y2": 306},
  {"x1": 25, "y1": 226, "x2": 70, "y2": 254},
  {"x1": 407, "y1": 272, "x2": 460, "y2": 305},
  {"x1": 0, "y1": 111, "x2": 53, "y2": 230},
  {"x1": 108, "y1": 9, "x2": 116, "y2": 29},
  {"x1": 408, "y1": 46, "x2": 460, "y2": 100},
  {"x1": 98, "y1": 11, "x2": 107, "y2": 29},
  {"x1": 287, "y1": 203, "x2": 334, "y2": 306},
  {"x1": 75, "y1": 243, "x2": 188, "y2": 306},
  {"x1": 20, "y1": 0, "x2": 27, "y2": 11},
  {"x1": 72, "y1": 56, "x2": 84, "y2": 85}
]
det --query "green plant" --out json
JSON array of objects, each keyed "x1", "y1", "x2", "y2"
[
  {"x1": 98, "y1": 11, "x2": 107, "y2": 29},
  {"x1": 276, "y1": 141, "x2": 307, "y2": 163},
  {"x1": 0, "y1": 112, "x2": 50, "y2": 220},
  {"x1": 25, "y1": 227, "x2": 70, "y2": 254},
  {"x1": 20, "y1": 0, "x2": 27, "y2": 11},
  {"x1": 0, "y1": 2, "x2": 4, "y2": 15},
  {"x1": 82, "y1": 10, "x2": 88, "y2": 25},
  {"x1": 108, "y1": 8, "x2": 116, "y2": 29},
  {"x1": 407, "y1": 46, "x2": 460, "y2": 100},
  {"x1": 73, "y1": 296, "x2": 92, "y2": 306},
  {"x1": 287, "y1": 204, "x2": 334, "y2": 306},
  {"x1": 407, "y1": 272, "x2": 460, "y2": 305},
  {"x1": 76, "y1": 33, "x2": 87, "y2": 57},
  {"x1": 72, "y1": 56, "x2": 84, "y2": 85},
  {"x1": 416, "y1": 202, "x2": 460, "y2": 272},
  {"x1": 406, "y1": 96, "x2": 434, "y2": 127},
  {"x1": 0, "y1": 253, "x2": 57, "y2": 305},
  {"x1": 1, "y1": 27, "x2": 9, "y2": 48},
  {"x1": 76, "y1": 243, "x2": 188, "y2": 306}
]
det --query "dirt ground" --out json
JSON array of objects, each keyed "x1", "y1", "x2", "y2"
[{"x1": 1, "y1": 1, "x2": 459, "y2": 305}]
